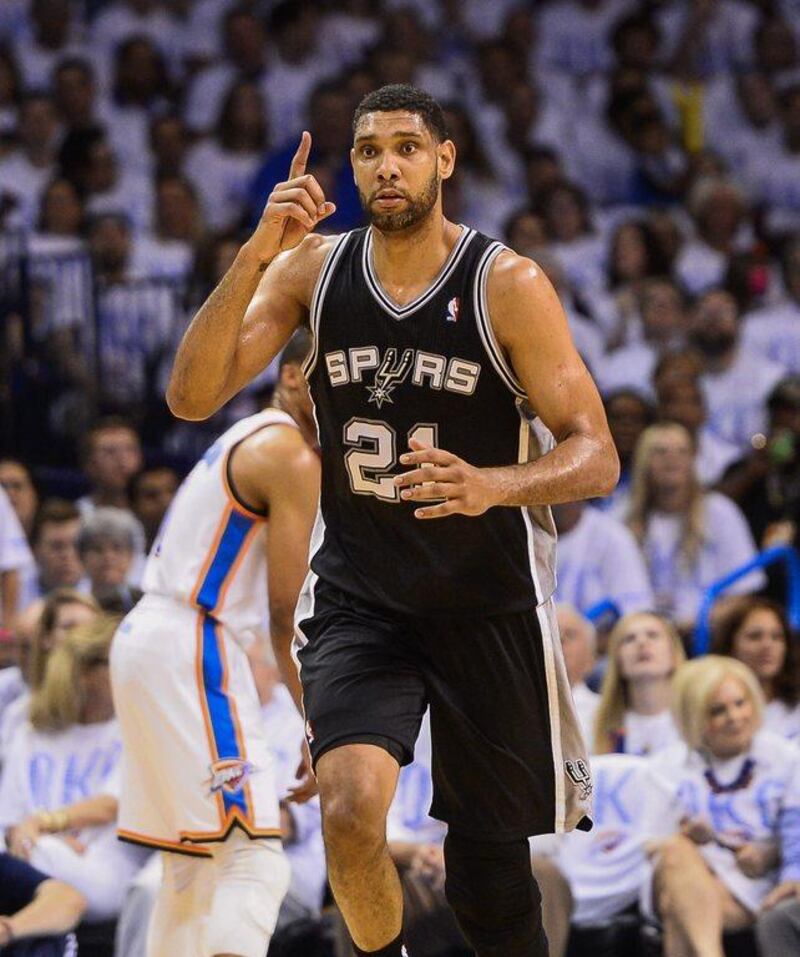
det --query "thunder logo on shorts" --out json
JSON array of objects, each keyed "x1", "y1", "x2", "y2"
[{"x1": 206, "y1": 758, "x2": 257, "y2": 795}]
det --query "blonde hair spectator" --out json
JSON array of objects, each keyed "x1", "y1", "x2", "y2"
[
  {"x1": 29, "y1": 614, "x2": 118, "y2": 732},
  {"x1": 593, "y1": 611, "x2": 685, "y2": 754},
  {"x1": 627, "y1": 422, "x2": 705, "y2": 568},
  {"x1": 671, "y1": 655, "x2": 765, "y2": 751},
  {"x1": 26, "y1": 588, "x2": 100, "y2": 691}
]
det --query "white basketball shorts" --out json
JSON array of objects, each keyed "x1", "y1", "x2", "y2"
[{"x1": 110, "y1": 595, "x2": 282, "y2": 857}]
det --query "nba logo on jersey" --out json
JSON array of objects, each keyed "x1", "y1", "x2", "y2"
[
  {"x1": 445, "y1": 296, "x2": 460, "y2": 322},
  {"x1": 207, "y1": 758, "x2": 256, "y2": 795}
]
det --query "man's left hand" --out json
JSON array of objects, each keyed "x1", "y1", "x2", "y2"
[{"x1": 394, "y1": 438, "x2": 498, "y2": 520}]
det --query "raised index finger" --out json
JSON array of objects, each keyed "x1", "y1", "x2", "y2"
[{"x1": 288, "y1": 131, "x2": 311, "y2": 179}]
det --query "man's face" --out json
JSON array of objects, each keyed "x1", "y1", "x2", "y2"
[
  {"x1": 133, "y1": 470, "x2": 178, "y2": 534},
  {"x1": 82, "y1": 537, "x2": 133, "y2": 589},
  {"x1": 86, "y1": 428, "x2": 142, "y2": 491},
  {"x1": 658, "y1": 381, "x2": 705, "y2": 432},
  {"x1": 0, "y1": 462, "x2": 37, "y2": 526},
  {"x1": 352, "y1": 111, "x2": 454, "y2": 233},
  {"x1": 689, "y1": 290, "x2": 739, "y2": 358},
  {"x1": 35, "y1": 520, "x2": 83, "y2": 588},
  {"x1": 55, "y1": 66, "x2": 94, "y2": 121},
  {"x1": 557, "y1": 607, "x2": 595, "y2": 686}
]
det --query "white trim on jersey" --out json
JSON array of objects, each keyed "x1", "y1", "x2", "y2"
[
  {"x1": 292, "y1": 509, "x2": 325, "y2": 656},
  {"x1": 303, "y1": 232, "x2": 353, "y2": 378},
  {"x1": 519, "y1": 415, "x2": 566, "y2": 832},
  {"x1": 362, "y1": 225, "x2": 476, "y2": 319},
  {"x1": 537, "y1": 601, "x2": 566, "y2": 833},
  {"x1": 473, "y1": 242, "x2": 527, "y2": 399}
]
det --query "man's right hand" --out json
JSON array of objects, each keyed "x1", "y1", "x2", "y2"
[{"x1": 249, "y1": 131, "x2": 337, "y2": 264}]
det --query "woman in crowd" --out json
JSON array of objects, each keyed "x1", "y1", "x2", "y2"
[
  {"x1": 645, "y1": 656, "x2": 800, "y2": 957},
  {"x1": 603, "y1": 219, "x2": 671, "y2": 349},
  {"x1": 712, "y1": 596, "x2": 800, "y2": 741},
  {"x1": 0, "y1": 458, "x2": 39, "y2": 541},
  {"x1": 596, "y1": 388, "x2": 654, "y2": 515},
  {"x1": 185, "y1": 78, "x2": 269, "y2": 232},
  {"x1": 593, "y1": 611, "x2": 684, "y2": 756},
  {"x1": 0, "y1": 587, "x2": 99, "y2": 757},
  {"x1": 626, "y1": 422, "x2": 764, "y2": 629},
  {"x1": 0, "y1": 615, "x2": 145, "y2": 921}
]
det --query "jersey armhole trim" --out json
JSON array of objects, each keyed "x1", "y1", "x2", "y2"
[
  {"x1": 474, "y1": 242, "x2": 527, "y2": 399},
  {"x1": 303, "y1": 232, "x2": 353, "y2": 378},
  {"x1": 222, "y1": 417, "x2": 299, "y2": 520}
]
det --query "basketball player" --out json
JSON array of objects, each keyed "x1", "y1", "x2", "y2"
[
  {"x1": 168, "y1": 85, "x2": 620, "y2": 957},
  {"x1": 110, "y1": 333, "x2": 320, "y2": 957}
]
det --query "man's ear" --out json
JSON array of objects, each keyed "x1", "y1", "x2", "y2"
[
  {"x1": 280, "y1": 363, "x2": 303, "y2": 391},
  {"x1": 438, "y1": 138, "x2": 456, "y2": 181}
]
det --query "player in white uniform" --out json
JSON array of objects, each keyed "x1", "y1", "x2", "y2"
[{"x1": 109, "y1": 332, "x2": 320, "y2": 957}]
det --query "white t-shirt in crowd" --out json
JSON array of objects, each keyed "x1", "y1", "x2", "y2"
[
  {"x1": 0, "y1": 151, "x2": 54, "y2": 230},
  {"x1": 571, "y1": 682, "x2": 600, "y2": 745},
  {"x1": 594, "y1": 341, "x2": 657, "y2": 398},
  {"x1": 387, "y1": 711, "x2": 445, "y2": 848},
  {"x1": 184, "y1": 140, "x2": 262, "y2": 233},
  {"x1": 701, "y1": 349, "x2": 786, "y2": 452},
  {"x1": 261, "y1": 684, "x2": 326, "y2": 914},
  {"x1": 742, "y1": 301, "x2": 800, "y2": 375},
  {"x1": 655, "y1": 0, "x2": 757, "y2": 75},
  {"x1": 744, "y1": 144, "x2": 800, "y2": 216},
  {"x1": 535, "y1": 0, "x2": 635, "y2": 77},
  {"x1": 0, "y1": 717, "x2": 143, "y2": 918},
  {"x1": 642, "y1": 492, "x2": 765, "y2": 624},
  {"x1": 84, "y1": 170, "x2": 154, "y2": 236},
  {"x1": 643, "y1": 731, "x2": 800, "y2": 914},
  {"x1": 556, "y1": 506, "x2": 654, "y2": 617},
  {"x1": 183, "y1": 62, "x2": 241, "y2": 135},
  {"x1": 616, "y1": 709, "x2": 680, "y2": 757},
  {"x1": 764, "y1": 699, "x2": 800, "y2": 743},
  {"x1": 21, "y1": 234, "x2": 92, "y2": 337},
  {"x1": 0, "y1": 667, "x2": 25, "y2": 732},
  {"x1": 131, "y1": 236, "x2": 194, "y2": 285},
  {"x1": 674, "y1": 240, "x2": 729, "y2": 296},
  {"x1": 696, "y1": 428, "x2": 740, "y2": 486},
  {"x1": 557, "y1": 753, "x2": 651, "y2": 924}
]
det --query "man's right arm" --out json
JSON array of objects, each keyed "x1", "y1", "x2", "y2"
[
  {"x1": 166, "y1": 238, "x2": 319, "y2": 420},
  {"x1": 166, "y1": 132, "x2": 336, "y2": 421}
]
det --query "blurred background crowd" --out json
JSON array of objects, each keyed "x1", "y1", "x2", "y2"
[{"x1": 2, "y1": 0, "x2": 800, "y2": 955}]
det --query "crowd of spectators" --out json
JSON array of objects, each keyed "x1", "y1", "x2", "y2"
[{"x1": 1, "y1": 0, "x2": 800, "y2": 955}]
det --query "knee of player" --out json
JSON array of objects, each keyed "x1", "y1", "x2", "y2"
[{"x1": 321, "y1": 787, "x2": 388, "y2": 855}]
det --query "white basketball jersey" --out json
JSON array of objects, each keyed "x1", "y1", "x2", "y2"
[{"x1": 143, "y1": 409, "x2": 298, "y2": 646}]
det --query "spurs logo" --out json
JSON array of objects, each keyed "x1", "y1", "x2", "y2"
[
  {"x1": 565, "y1": 758, "x2": 593, "y2": 800},
  {"x1": 367, "y1": 347, "x2": 414, "y2": 408}
]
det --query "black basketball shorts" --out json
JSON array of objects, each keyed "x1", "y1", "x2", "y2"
[{"x1": 295, "y1": 578, "x2": 592, "y2": 840}]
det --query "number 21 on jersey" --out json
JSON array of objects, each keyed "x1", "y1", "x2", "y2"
[{"x1": 344, "y1": 419, "x2": 438, "y2": 502}]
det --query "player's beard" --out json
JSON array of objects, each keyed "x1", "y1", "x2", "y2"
[{"x1": 361, "y1": 170, "x2": 440, "y2": 233}]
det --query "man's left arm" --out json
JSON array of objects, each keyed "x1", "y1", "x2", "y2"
[{"x1": 395, "y1": 252, "x2": 619, "y2": 518}]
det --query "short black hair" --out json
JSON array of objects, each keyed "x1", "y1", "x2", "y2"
[
  {"x1": 352, "y1": 84, "x2": 448, "y2": 143},
  {"x1": 280, "y1": 328, "x2": 313, "y2": 370}
]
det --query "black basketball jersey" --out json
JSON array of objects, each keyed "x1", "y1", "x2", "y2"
[{"x1": 304, "y1": 225, "x2": 557, "y2": 616}]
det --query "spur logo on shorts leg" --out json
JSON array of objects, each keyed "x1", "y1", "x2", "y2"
[
  {"x1": 565, "y1": 758, "x2": 593, "y2": 800},
  {"x1": 206, "y1": 758, "x2": 256, "y2": 795}
]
